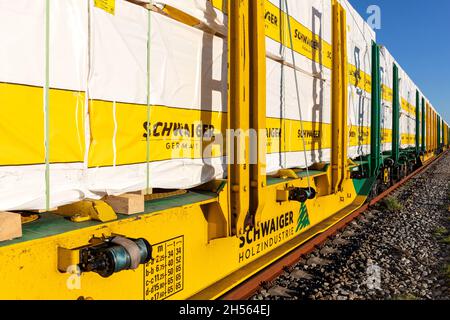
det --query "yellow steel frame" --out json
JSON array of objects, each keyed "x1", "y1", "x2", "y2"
[
  {"x1": 0, "y1": 174, "x2": 365, "y2": 300},
  {"x1": 432, "y1": 109, "x2": 435, "y2": 152},
  {"x1": 434, "y1": 110, "x2": 437, "y2": 151},
  {"x1": 431, "y1": 108, "x2": 434, "y2": 152},
  {"x1": 331, "y1": 0, "x2": 349, "y2": 193},
  {"x1": 249, "y1": 0, "x2": 267, "y2": 227},
  {"x1": 444, "y1": 122, "x2": 448, "y2": 148},
  {"x1": 0, "y1": 0, "x2": 375, "y2": 300},
  {"x1": 426, "y1": 103, "x2": 431, "y2": 153}
]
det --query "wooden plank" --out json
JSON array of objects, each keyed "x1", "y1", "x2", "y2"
[
  {"x1": 130, "y1": 188, "x2": 153, "y2": 196},
  {"x1": 104, "y1": 193, "x2": 145, "y2": 215},
  {"x1": 29, "y1": 208, "x2": 58, "y2": 213},
  {"x1": 144, "y1": 190, "x2": 187, "y2": 201},
  {"x1": 0, "y1": 212, "x2": 22, "y2": 242}
]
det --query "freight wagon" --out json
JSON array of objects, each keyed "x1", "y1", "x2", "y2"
[{"x1": 0, "y1": 0, "x2": 448, "y2": 299}]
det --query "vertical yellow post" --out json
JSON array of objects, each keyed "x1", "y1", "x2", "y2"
[
  {"x1": 339, "y1": 5, "x2": 349, "y2": 189},
  {"x1": 426, "y1": 104, "x2": 429, "y2": 153},
  {"x1": 431, "y1": 106, "x2": 433, "y2": 152},
  {"x1": 433, "y1": 110, "x2": 437, "y2": 151},
  {"x1": 431, "y1": 107, "x2": 433, "y2": 152},
  {"x1": 425, "y1": 103, "x2": 430, "y2": 153},
  {"x1": 445, "y1": 124, "x2": 450, "y2": 148},
  {"x1": 433, "y1": 112, "x2": 437, "y2": 150},
  {"x1": 445, "y1": 123, "x2": 448, "y2": 147},
  {"x1": 443, "y1": 123, "x2": 446, "y2": 147},
  {"x1": 432, "y1": 110, "x2": 435, "y2": 151},
  {"x1": 434, "y1": 111, "x2": 436, "y2": 150},
  {"x1": 432, "y1": 111, "x2": 435, "y2": 151},
  {"x1": 435, "y1": 112, "x2": 438, "y2": 150},
  {"x1": 228, "y1": 0, "x2": 250, "y2": 235},
  {"x1": 331, "y1": 0, "x2": 342, "y2": 193},
  {"x1": 428, "y1": 105, "x2": 430, "y2": 153},
  {"x1": 249, "y1": 0, "x2": 267, "y2": 226},
  {"x1": 331, "y1": 0, "x2": 348, "y2": 192},
  {"x1": 430, "y1": 109, "x2": 433, "y2": 152}
]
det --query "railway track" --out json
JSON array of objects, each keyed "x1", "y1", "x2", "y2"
[{"x1": 222, "y1": 151, "x2": 450, "y2": 300}]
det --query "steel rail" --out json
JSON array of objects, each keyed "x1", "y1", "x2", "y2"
[{"x1": 221, "y1": 151, "x2": 448, "y2": 300}]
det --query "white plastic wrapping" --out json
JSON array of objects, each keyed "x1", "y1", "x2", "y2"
[
  {"x1": 0, "y1": 0, "x2": 443, "y2": 211},
  {"x1": 0, "y1": 0, "x2": 229, "y2": 209},
  {"x1": 265, "y1": 0, "x2": 332, "y2": 172},
  {"x1": 0, "y1": 0, "x2": 90, "y2": 211},
  {"x1": 398, "y1": 65, "x2": 417, "y2": 149},
  {"x1": 266, "y1": 58, "x2": 332, "y2": 173},
  {"x1": 87, "y1": 1, "x2": 227, "y2": 195},
  {"x1": 341, "y1": 0, "x2": 375, "y2": 159},
  {"x1": 265, "y1": 0, "x2": 333, "y2": 81}
]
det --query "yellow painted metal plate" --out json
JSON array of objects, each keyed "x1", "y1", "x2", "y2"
[
  {"x1": 94, "y1": 0, "x2": 115, "y2": 15},
  {"x1": 0, "y1": 175, "x2": 364, "y2": 300}
]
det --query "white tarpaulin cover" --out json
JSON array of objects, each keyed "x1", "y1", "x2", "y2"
[
  {"x1": 0, "y1": 0, "x2": 228, "y2": 210},
  {"x1": 0, "y1": 0, "x2": 90, "y2": 210},
  {"x1": 0, "y1": 0, "x2": 438, "y2": 211},
  {"x1": 341, "y1": 0, "x2": 375, "y2": 159},
  {"x1": 0, "y1": 0, "x2": 336, "y2": 210},
  {"x1": 87, "y1": 0, "x2": 227, "y2": 195},
  {"x1": 398, "y1": 66, "x2": 417, "y2": 149}
]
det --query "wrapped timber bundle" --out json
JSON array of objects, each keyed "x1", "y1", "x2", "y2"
[
  {"x1": 379, "y1": 46, "x2": 419, "y2": 154},
  {"x1": 398, "y1": 67, "x2": 417, "y2": 150},
  {"x1": 0, "y1": 0, "x2": 228, "y2": 210},
  {"x1": 0, "y1": 0, "x2": 90, "y2": 210},
  {"x1": 264, "y1": 0, "x2": 333, "y2": 172},
  {"x1": 159, "y1": 0, "x2": 336, "y2": 171},
  {"x1": 193, "y1": 0, "x2": 377, "y2": 164},
  {"x1": 0, "y1": 0, "x2": 340, "y2": 211},
  {"x1": 86, "y1": 0, "x2": 227, "y2": 195},
  {"x1": 340, "y1": 0, "x2": 375, "y2": 160},
  {"x1": 2, "y1": 0, "x2": 427, "y2": 212}
]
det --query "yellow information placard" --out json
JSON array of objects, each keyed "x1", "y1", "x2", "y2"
[
  {"x1": 94, "y1": 0, "x2": 115, "y2": 15},
  {"x1": 144, "y1": 236, "x2": 184, "y2": 300}
]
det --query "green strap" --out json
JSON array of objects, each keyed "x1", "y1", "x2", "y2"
[
  {"x1": 146, "y1": 3, "x2": 153, "y2": 194},
  {"x1": 44, "y1": 0, "x2": 51, "y2": 210}
]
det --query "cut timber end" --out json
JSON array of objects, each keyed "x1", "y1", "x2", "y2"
[
  {"x1": 104, "y1": 194, "x2": 145, "y2": 215},
  {"x1": 0, "y1": 212, "x2": 22, "y2": 242}
]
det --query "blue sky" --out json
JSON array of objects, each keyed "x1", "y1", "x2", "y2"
[{"x1": 350, "y1": 0, "x2": 450, "y2": 123}]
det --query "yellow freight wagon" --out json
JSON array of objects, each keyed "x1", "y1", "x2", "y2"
[{"x1": 0, "y1": 0, "x2": 447, "y2": 300}]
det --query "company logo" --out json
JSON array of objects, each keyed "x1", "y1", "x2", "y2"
[
  {"x1": 238, "y1": 212, "x2": 296, "y2": 263},
  {"x1": 296, "y1": 203, "x2": 310, "y2": 232},
  {"x1": 239, "y1": 212, "x2": 294, "y2": 249}
]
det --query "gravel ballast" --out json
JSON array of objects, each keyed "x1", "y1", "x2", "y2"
[{"x1": 252, "y1": 152, "x2": 450, "y2": 300}]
